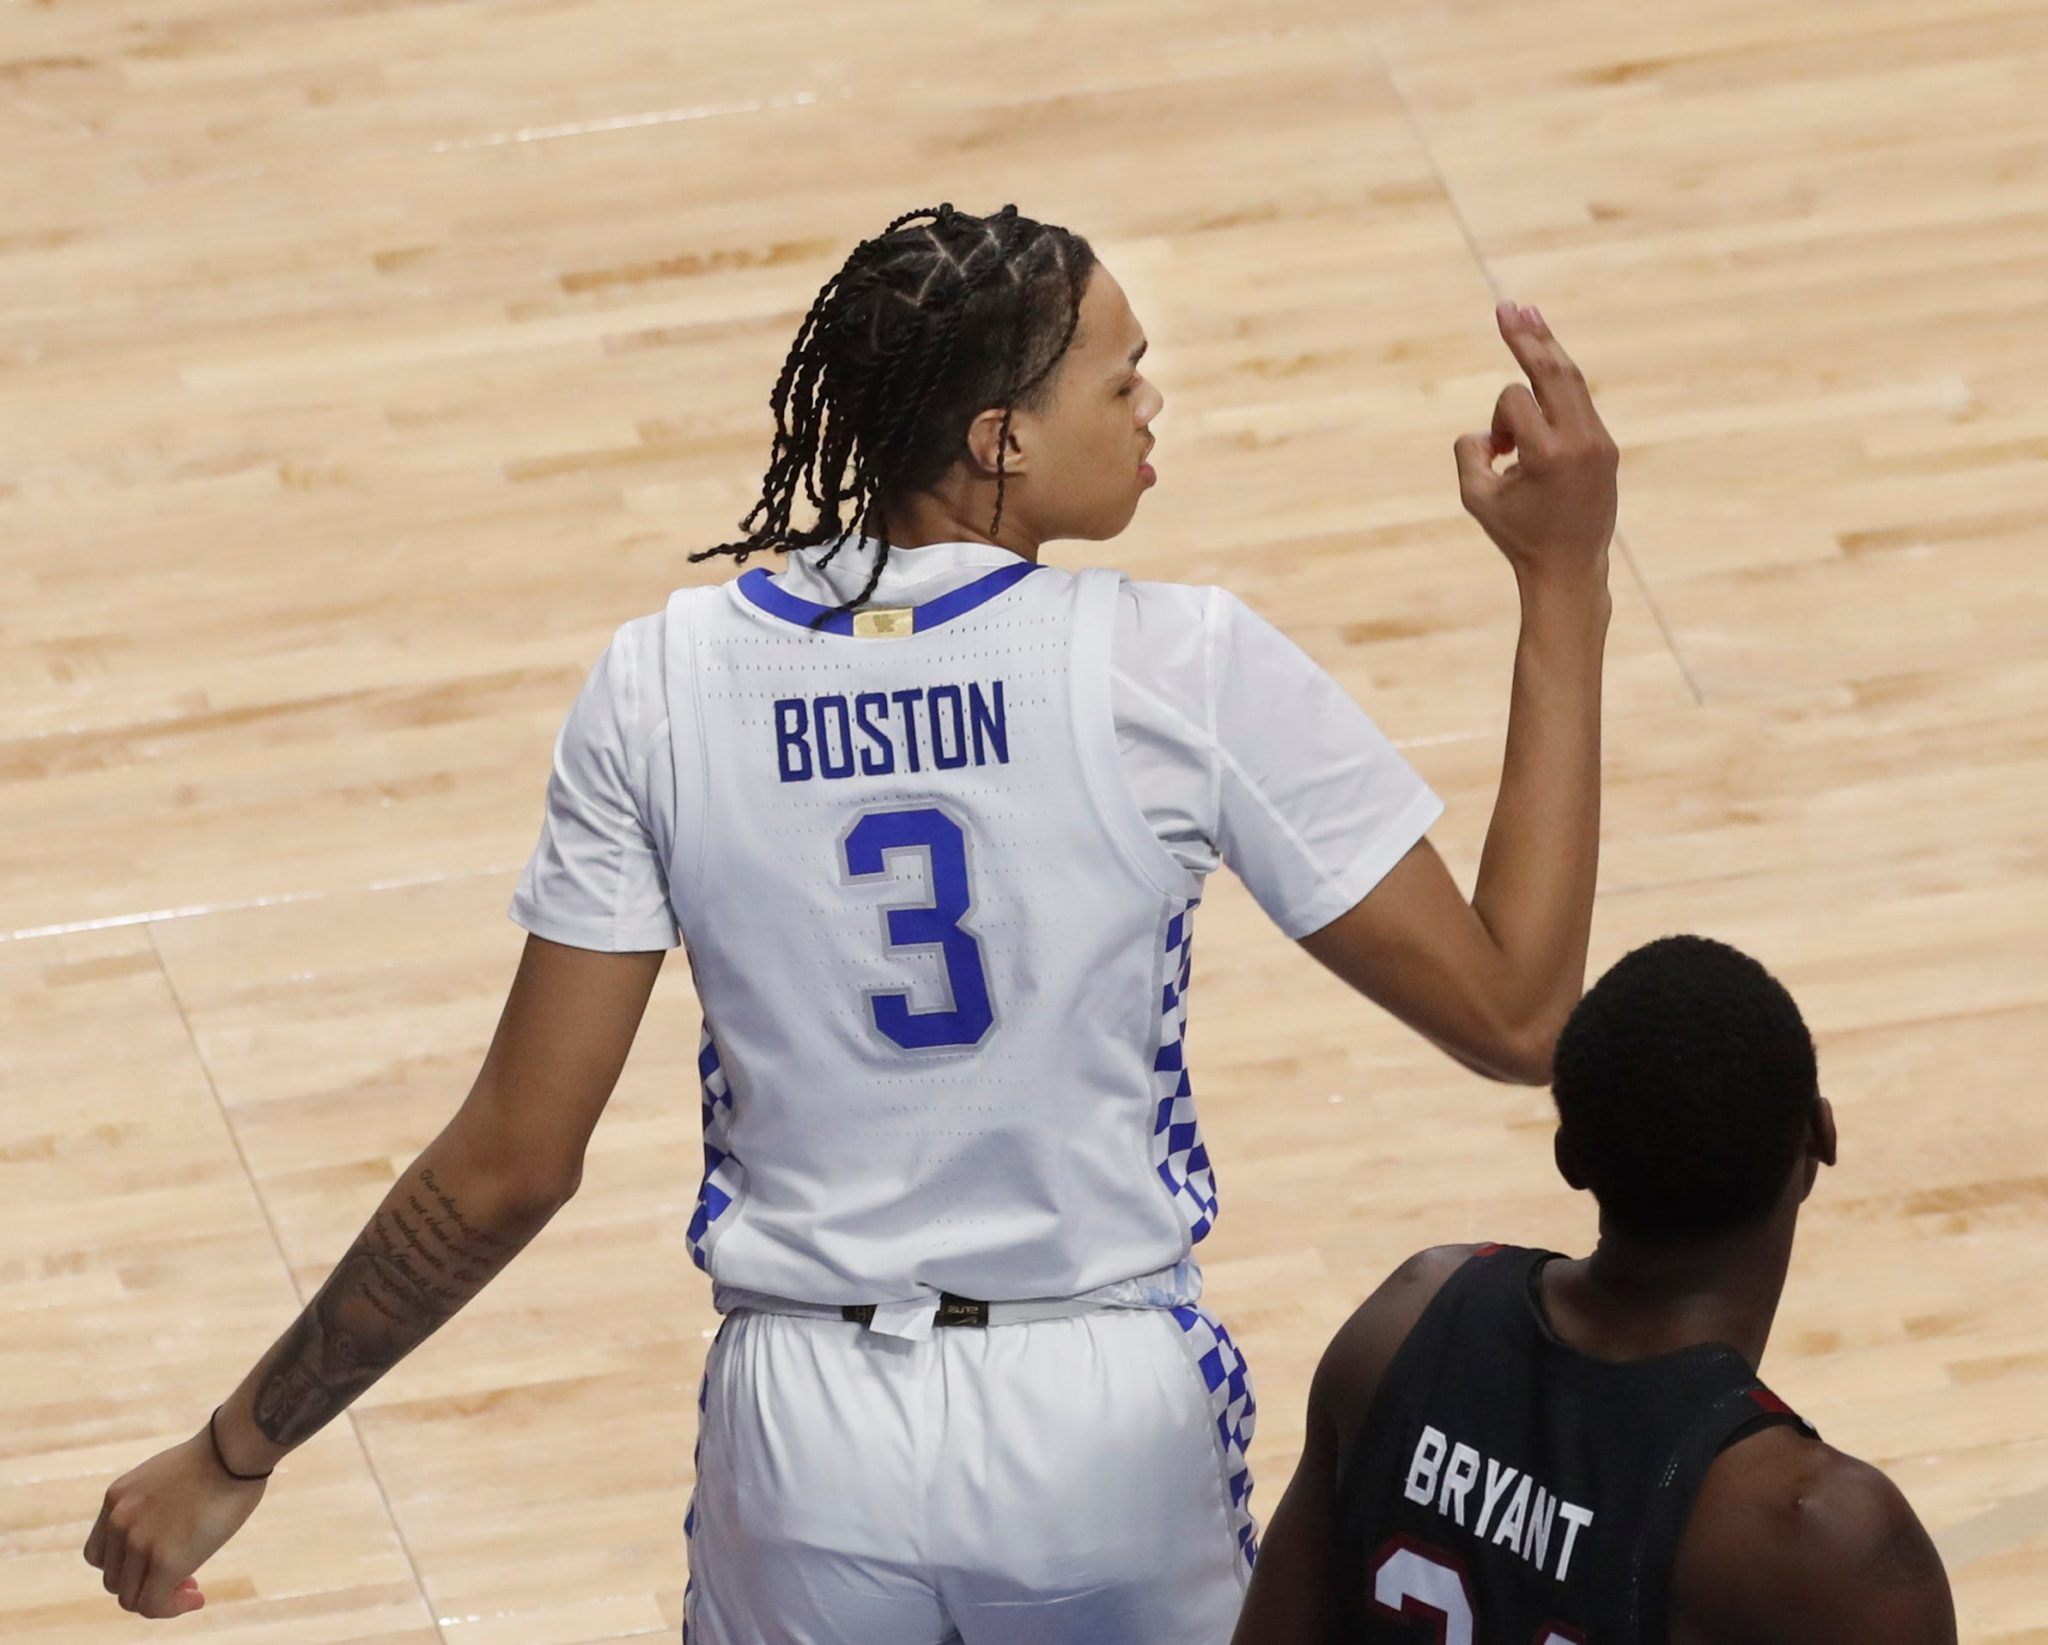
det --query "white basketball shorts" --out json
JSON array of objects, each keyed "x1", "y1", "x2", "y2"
[{"x1": 681, "y1": 1303, "x2": 1258, "y2": 1644}]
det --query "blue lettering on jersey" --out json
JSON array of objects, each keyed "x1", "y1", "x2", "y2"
[
  {"x1": 968, "y1": 680, "x2": 1007, "y2": 765},
  {"x1": 774, "y1": 681, "x2": 1011, "y2": 783},
  {"x1": 929, "y1": 685, "x2": 967, "y2": 770},
  {"x1": 815, "y1": 695, "x2": 856, "y2": 779},
  {"x1": 855, "y1": 692, "x2": 895, "y2": 776},
  {"x1": 775, "y1": 698, "x2": 813, "y2": 783},
  {"x1": 890, "y1": 687, "x2": 926, "y2": 773}
]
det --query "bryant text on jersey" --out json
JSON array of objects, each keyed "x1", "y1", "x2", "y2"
[{"x1": 1402, "y1": 1424, "x2": 1595, "y2": 1583}]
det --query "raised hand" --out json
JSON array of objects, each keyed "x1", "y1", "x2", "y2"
[{"x1": 1453, "y1": 302, "x2": 1620, "y2": 585}]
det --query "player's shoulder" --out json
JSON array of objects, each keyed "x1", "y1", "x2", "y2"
[
  {"x1": 1342, "y1": 1241, "x2": 1488, "y2": 1337},
  {"x1": 565, "y1": 605, "x2": 674, "y2": 746},
  {"x1": 1676, "y1": 1427, "x2": 1955, "y2": 1644},
  {"x1": 1691, "y1": 1428, "x2": 1924, "y2": 1564},
  {"x1": 1114, "y1": 575, "x2": 1227, "y2": 629},
  {"x1": 1112, "y1": 578, "x2": 1310, "y2": 696},
  {"x1": 1378, "y1": 1241, "x2": 1490, "y2": 1303},
  {"x1": 611, "y1": 605, "x2": 671, "y2": 660},
  {"x1": 1116, "y1": 576, "x2": 1280, "y2": 623},
  {"x1": 1312, "y1": 1244, "x2": 1487, "y2": 1431}
]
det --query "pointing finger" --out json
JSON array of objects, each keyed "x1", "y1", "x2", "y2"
[{"x1": 1495, "y1": 301, "x2": 1601, "y2": 436}]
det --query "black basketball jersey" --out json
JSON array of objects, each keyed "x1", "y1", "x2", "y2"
[{"x1": 1334, "y1": 1244, "x2": 1818, "y2": 1644}]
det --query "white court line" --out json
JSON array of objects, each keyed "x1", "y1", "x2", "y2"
[
  {"x1": 428, "y1": 91, "x2": 827, "y2": 151},
  {"x1": 0, "y1": 867, "x2": 511, "y2": 944}
]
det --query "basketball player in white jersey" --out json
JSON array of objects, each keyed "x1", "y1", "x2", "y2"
[{"x1": 86, "y1": 204, "x2": 1620, "y2": 1641}]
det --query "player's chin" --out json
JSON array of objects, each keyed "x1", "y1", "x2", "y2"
[{"x1": 1075, "y1": 490, "x2": 1147, "y2": 542}]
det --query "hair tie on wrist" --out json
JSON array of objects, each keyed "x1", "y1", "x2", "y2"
[{"x1": 208, "y1": 1406, "x2": 274, "y2": 1482}]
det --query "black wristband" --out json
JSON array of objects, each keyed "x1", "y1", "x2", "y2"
[{"x1": 207, "y1": 1405, "x2": 274, "y2": 1482}]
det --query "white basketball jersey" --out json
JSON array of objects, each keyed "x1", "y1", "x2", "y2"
[{"x1": 659, "y1": 559, "x2": 1217, "y2": 1307}]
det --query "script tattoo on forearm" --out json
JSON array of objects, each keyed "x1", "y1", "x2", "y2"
[{"x1": 250, "y1": 1165, "x2": 545, "y2": 1449}]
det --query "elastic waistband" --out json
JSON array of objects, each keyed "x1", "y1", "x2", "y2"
[
  {"x1": 711, "y1": 1259, "x2": 1203, "y2": 1342},
  {"x1": 726, "y1": 1289, "x2": 1145, "y2": 1339},
  {"x1": 845, "y1": 1292, "x2": 996, "y2": 1329}
]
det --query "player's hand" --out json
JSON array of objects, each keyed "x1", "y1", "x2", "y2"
[
  {"x1": 1454, "y1": 302, "x2": 1619, "y2": 585},
  {"x1": 83, "y1": 1426, "x2": 267, "y2": 1618}
]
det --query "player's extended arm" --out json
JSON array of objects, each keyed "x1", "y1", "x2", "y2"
[
  {"x1": 82, "y1": 935, "x2": 664, "y2": 1619},
  {"x1": 1232, "y1": 1246, "x2": 1477, "y2": 1645},
  {"x1": 1300, "y1": 303, "x2": 1617, "y2": 1086}
]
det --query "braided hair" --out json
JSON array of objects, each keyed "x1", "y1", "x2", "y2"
[{"x1": 691, "y1": 204, "x2": 1096, "y2": 620}]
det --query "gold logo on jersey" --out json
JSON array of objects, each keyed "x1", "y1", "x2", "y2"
[{"x1": 853, "y1": 607, "x2": 914, "y2": 639}]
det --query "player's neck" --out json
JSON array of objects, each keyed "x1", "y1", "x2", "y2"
[
  {"x1": 1549, "y1": 1212, "x2": 1797, "y2": 1370},
  {"x1": 881, "y1": 486, "x2": 1045, "y2": 562}
]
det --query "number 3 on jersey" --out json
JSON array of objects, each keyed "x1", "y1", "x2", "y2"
[{"x1": 841, "y1": 805, "x2": 995, "y2": 1051}]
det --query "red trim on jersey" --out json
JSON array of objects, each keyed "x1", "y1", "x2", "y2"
[
  {"x1": 1472, "y1": 1242, "x2": 1504, "y2": 1258},
  {"x1": 1749, "y1": 1387, "x2": 1796, "y2": 1418}
]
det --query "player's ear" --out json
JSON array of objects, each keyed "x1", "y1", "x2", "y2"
[
  {"x1": 1798, "y1": 1096, "x2": 1837, "y2": 1203},
  {"x1": 962, "y1": 406, "x2": 1029, "y2": 479},
  {"x1": 1553, "y1": 1128, "x2": 1589, "y2": 1192}
]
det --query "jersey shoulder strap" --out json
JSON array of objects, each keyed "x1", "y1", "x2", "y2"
[
  {"x1": 1068, "y1": 564, "x2": 1199, "y2": 903},
  {"x1": 1630, "y1": 1367, "x2": 1820, "y2": 1638}
]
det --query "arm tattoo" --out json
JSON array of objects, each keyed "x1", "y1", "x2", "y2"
[{"x1": 251, "y1": 1165, "x2": 544, "y2": 1449}]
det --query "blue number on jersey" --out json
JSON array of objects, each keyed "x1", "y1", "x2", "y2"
[{"x1": 841, "y1": 806, "x2": 995, "y2": 1050}]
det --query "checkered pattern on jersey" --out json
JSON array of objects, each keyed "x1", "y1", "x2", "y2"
[
  {"x1": 1151, "y1": 896, "x2": 1219, "y2": 1243},
  {"x1": 685, "y1": 1033, "x2": 743, "y2": 1271},
  {"x1": 1172, "y1": 1303, "x2": 1259, "y2": 1571},
  {"x1": 681, "y1": 1319, "x2": 723, "y2": 1643}
]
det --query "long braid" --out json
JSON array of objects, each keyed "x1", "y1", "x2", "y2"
[
  {"x1": 734, "y1": 258, "x2": 854, "y2": 544},
  {"x1": 713, "y1": 213, "x2": 939, "y2": 563},
  {"x1": 831, "y1": 242, "x2": 1004, "y2": 614},
  {"x1": 693, "y1": 203, "x2": 1095, "y2": 629}
]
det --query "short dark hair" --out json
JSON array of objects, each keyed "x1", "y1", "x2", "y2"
[
  {"x1": 1551, "y1": 935, "x2": 1819, "y2": 1239},
  {"x1": 693, "y1": 203, "x2": 1096, "y2": 619}
]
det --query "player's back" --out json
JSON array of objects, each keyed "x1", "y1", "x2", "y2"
[
  {"x1": 659, "y1": 558, "x2": 1212, "y2": 1308},
  {"x1": 1335, "y1": 1244, "x2": 1817, "y2": 1643}
]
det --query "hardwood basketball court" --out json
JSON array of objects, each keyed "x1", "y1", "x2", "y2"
[{"x1": 5, "y1": 0, "x2": 2045, "y2": 1638}]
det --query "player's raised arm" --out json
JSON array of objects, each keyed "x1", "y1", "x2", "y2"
[
  {"x1": 1299, "y1": 301, "x2": 1618, "y2": 1085},
  {"x1": 82, "y1": 936, "x2": 664, "y2": 1619}
]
